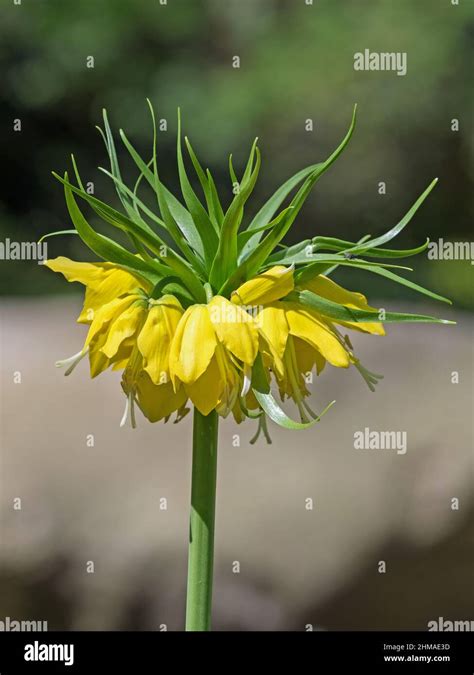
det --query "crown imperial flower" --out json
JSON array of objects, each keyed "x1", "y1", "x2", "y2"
[{"x1": 43, "y1": 102, "x2": 451, "y2": 438}]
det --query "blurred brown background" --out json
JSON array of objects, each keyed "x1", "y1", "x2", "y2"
[{"x1": 0, "y1": 0, "x2": 473, "y2": 630}]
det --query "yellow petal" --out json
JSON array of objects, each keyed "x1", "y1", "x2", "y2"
[
  {"x1": 292, "y1": 336, "x2": 326, "y2": 375},
  {"x1": 137, "y1": 295, "x2": 183, "y2": 384},
  {"x1": 135, "y1": 374, "x2": 187, "y2": 422},
  {"x1": 340, "y1": 319, "x2": 385, "y2": 336},
  {"x1": 80, "y1": 270, "x2": 148, "y2": 324},
  {"x1": 169, "y1": 305, "x2": 217, "y2": 384},
  {"x1": 100, "y1": 302, "x2": 147, "y2": 359},
  {"x1": 302, "y1": 274, "x2": 385, "y2": 336},
  {"x1": 255, "y1": 304, "x2": 289, "y2": 379},
  {"x1": 88, "y1": 330, "x2": 110, "y2": 378},
  {"x1": 214, "y1": 344, "x2": 241, "y2": 416},
  {"x1": 184, "y1": 354, "x2": 224, "y2": 416},
  {"x1": 207, "y1": 296, "x2": 258, "y2": 365},
  {"x1": 44, "y1": 257, "x2": 150, "y2": 324},
  {"x1": 232, "y1": 401, "x2": 245, "y2": 424},
  {"x1": 245, "y1": 389, "x2": 259, "y2": 410},
  {"x1": 84, "y1": 295, "x2": 136, "y2": 349},
  {"x1": 231, "y1": 265, "x2": 294, "y2": 306},
  {"x1": 284, "y1": 303, "x2": 350, "y2": 368},
  {"x1": 44, "y1": 257, "x2": 107, "y2": 285},
  {"x1": 303, "y1": 274, "x2": 370, "y2": 307}
]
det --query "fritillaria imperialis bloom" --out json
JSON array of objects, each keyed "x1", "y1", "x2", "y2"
[{"x1": 43, "y1": 103, "x2": 451, "y2": 440}]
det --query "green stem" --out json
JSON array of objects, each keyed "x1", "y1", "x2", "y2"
[{"x1": 185, "y1": 408, "x2": 219, "y2": 631}]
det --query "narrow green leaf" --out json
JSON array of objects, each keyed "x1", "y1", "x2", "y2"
[
  {"x1": 54, "y1": 172, "x2": 167, "y2": 257},
  {"x1": 266, "y1": 239, "x2": 312, "y2": 264},
  {"x1": 99, "y1": 110, "x2": 138, "y2": 221},
  {"x1": 228, "y1": 154, "x2": 238, "y2": 186},
  {"x1": 119, "y1": 127, "x2": 206, "y2": 260},
  {"x1": 98, "y1": 164, "x2": 206, "y2": 275},
  {"x1": 295, "y1": 257, "x2": 452, "y2": 304},
  {"x1": 210, "y1": 147, "x2": 262, "y2": 289},
  {"x1": 206, "y1": 169, "x2": 225, "y2": 227},
  {"x1": 176, "y1": 109, "x2": 219, "y2": 260},
  {"x1": 70, "y1": 154, "x2": 165, "y2": 268},
  {"x1": 227, "y1": 106, "x2": 358, "y2": 291},
  {"x1": 311, "y1": 236, "x2": 430, "y2": 259},
  {"x1": 288, "y1": 290, "x2": 454, "y2": 324},
  {"x1": 184, "y1": 136, "x2": 220, "y2": 231},
  {"x1": 237, "y1": 207, "x2": 294, "y2": 247},
  {"x1": 58, "y1": 172, "x2": 206, "y2": 302},
  {"x1": 344, "y1": 178, "x2": 438, "y2": 255},
  {"x1": 241, "y1": 137, "x2": 259, "y2": 184},
  {"x1": 265, "y1": 251, "x2": 412, "y2": 269},
  {"x1": 239, "y1": 164, "x2": 321, "y2": 260},
  {"x1": 98, "y1": 166, "x2": 168, "y2": 231},
  {"x1": 62, "y1": 173, "x2": 166, "y2": 281},
  {"x1": 349, "y1": 263, "x2": 452, "y2": 304},
  {"x1": 147, "y1": 106, "x2": 207, "y2": 303},
  {"x1": 39, "y1": 229, "x2": 78, "y2": 243}
]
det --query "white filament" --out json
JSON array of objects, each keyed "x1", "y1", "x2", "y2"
[{"x1": 55, "y1": 347, "x2": 88, "y2": 376}]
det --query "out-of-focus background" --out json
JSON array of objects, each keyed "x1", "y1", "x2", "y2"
[{"x1": 0, "y1": 0, "x2": 473, "y2": 630}]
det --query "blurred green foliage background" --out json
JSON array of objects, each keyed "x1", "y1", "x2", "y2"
[{"x1": 0, "y1": 0, "x2": 472, "y2": 306}]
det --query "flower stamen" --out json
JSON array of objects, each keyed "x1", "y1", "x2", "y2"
[
  {"x1": 120, "y1": 391, "x2": 137, "y2": 429},
  {"x1": 55, "y1": 347, "x2": 89, "y2": 376},
  {"x1": 241, "y1": 364, "x2": 252, "y2": 397}
]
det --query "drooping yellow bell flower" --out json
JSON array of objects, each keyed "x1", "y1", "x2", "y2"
[
  {"x1": 84, "y1": 293, "x2": 148, "y2": 377},
  {"x1": 254, "y1": 301, "x2": 348, "y2": 421},
  {"x1": 169, "y1": 296, "x2": 259, "y2": 416},
  {"x1": 121, "y1": 346, "x2": 188, "y2": 426},
  {"x1": 45, "y1": 255, "x2": 386, "y2": 425},
  {"x1": 258, "y1": 301, "x2": 350, "y2": 371},
  {"x1": 45, "y1": 257, "x2": 153, "y2": 379},
  {"x1": 44, "y1": 256, "x2": 152, "y2": 323},
  {"x1": 231, "y1": 265, "x2": 385, "y2": 420},
  {"x1": 137, "y1": 294, "x2": 184, "y2": 385},
  {"x1": 301, "y1": 274, "x2": 385, "y2": 336},
  {"x1": 122, "y1": 293, "x2": 192, "y2": 424}
]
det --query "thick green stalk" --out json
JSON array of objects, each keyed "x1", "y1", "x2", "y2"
[{"x1": 185, "y1": 408, "x2": 219, "y2": 631}]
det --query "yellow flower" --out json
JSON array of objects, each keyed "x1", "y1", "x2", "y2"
[
  {"x1": 121, "y1": 347, "x2": 188, "y2": 426},
  {"x1": 44, "y1": 256, "x2": 152, "y2": 323},
  {"x1": 85, "y1": 293, "x2": 148, "y2": 377},
  {"x1": 45, "y1": 256, "x2": 153, "y2": 377},
  {"x1": 118, "y1": 294, "x2": 188, "y2": 425},
  {"x1": 230, "y1": 266, "x2": 385, "y2": 421},
  {"x1": 258, "y1": 301, "x2": 350, "y2": 371},
  {"x1": 43, "y1": 107, "x2": 448, "y2": 444},
  {"x1": 255, "y1": 301, "x2": 347, "y2": 421},
  {"x1": 301, "y1": 274, "x2": 385, "y2": 336},
  {"x1": 45, "y1": 258, "x2": 384, "y2": 426},
  {"x1": 137, "y1": 295, "x2": 184, "y2": 385},
  {"x1": 169, "y1": 296, "x2": 258, "y2": 416}
]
